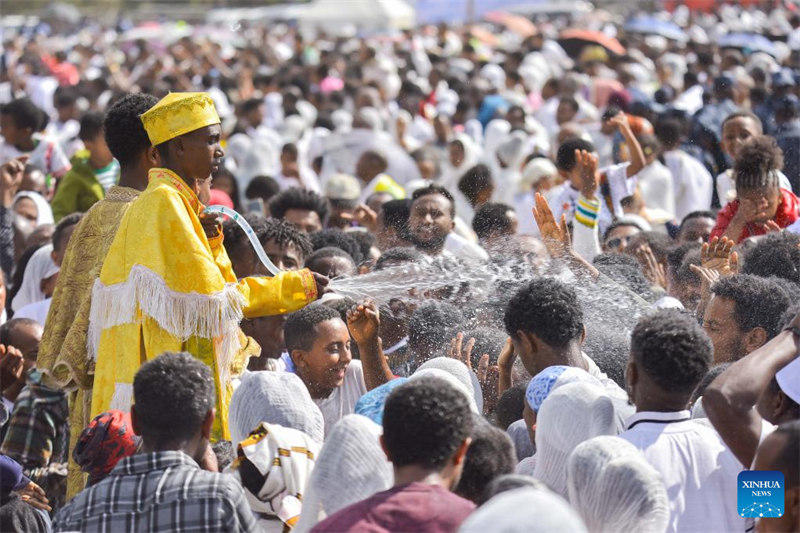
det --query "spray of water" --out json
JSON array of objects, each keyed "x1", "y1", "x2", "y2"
[{"x1": 328, "y1": 254, "x2": 653, "y2": 338}]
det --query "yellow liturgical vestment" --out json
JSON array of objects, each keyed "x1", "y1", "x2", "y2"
[{"x1": 89, "y1": 168, "x2": 317, "y2": 439}]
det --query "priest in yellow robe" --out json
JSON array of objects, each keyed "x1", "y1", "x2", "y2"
[
  {"x1": 88, "y1": 92, "x2": 323, "y2": 440},
  {"x1": 38, "y1": 94, "x2": 161, "y2": 498}
]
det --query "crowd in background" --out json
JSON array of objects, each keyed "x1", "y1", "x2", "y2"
[{"x1": 0, "y1": 3, "x2": 799, "y2": 533}]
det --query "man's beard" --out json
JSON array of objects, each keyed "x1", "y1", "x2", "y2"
[{"x1": 410, "y1": 231, "x2": 447, "y2": 251}]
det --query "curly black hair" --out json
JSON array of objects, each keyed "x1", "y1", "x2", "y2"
[
  {"x1": 667, "y1": 242, "x2": 701, "y2": 273},
  {"x1": 347, "y1": 230, "x2": 376, "y2": 265},
  {"x1": 734, "y1": 135, "x2": 783, "y2": 190},
  {"x1": 595, "y1": 263, "x2": 654, "y2": 302},
  {"x1": 592, "y1": 252, "x2": 641, "y2": 270},
  {"x1": 455, "y1": 415, "x2": 516, "y2": 504},
  {"x1": 631, "y1": 309, "x2": 712, "y2": 395},
  {"x1": 411, "y1": 184, "x2": 455, "y2": 218},
  {"x1": 133, "y1": 352, "x2": 215, "y2": 442},
  {"x1": 268, "y1": 188, "x2": 329, "y2": 222},
  {"x1": 304, "y1": 247, "x2": 356, "y2": 276},
  {"x1": 309, "y1": 229, "x2": 363, "y2": 264},
  {"x1": 383, "y1": 377, "x2": 474, "y2": 470},
  {"x1": 374, "y1": 247, "x2": 424, "y2": 271},
  {"x1": 472, "y1": 203, "x2": 515, "y2": 240},
  {"x1": 380, "y1": 199, "x2": 412, "y2": 234},
  {"x1": 407, "y1": 300, "x2": 465, "y2": 361},
  {"x1": 284, "y1": 303, "x2": 342, "y2": 353},
  {"x1": 260, "y1": 217, "x2": 313, "y2": 259},
  {"x1": 711, "y1": 275, "x2": 791, "y2": 341},
  {"x1": 103, "y1": 93, "x2": 159, "y2": 166},
  {"x1": 504, "y1": 278, "x2": 584, "y2": 348},
  {"x1": 741, "y1": 232, "x2": 800, "y2": 285}
]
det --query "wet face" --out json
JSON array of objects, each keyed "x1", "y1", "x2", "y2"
[
  {"x1": 408, "y1": 193, "x2": 454, "y2": 253},
  {"x1": 293, "y1": 318, "x2": 353, "y2": 398},
  {"x1": 285, "y1": 208, "x2": 322, "y2": 233},
  {"x1": 263, "y1": 238, "x2": 303, "y2": 271},
  {"x1": 308, "y1": 256, "x2": 356, "y2": 278},
  {"x1": 679, "y1": 217, "x2": 715, "y2": 243},
  {"x1": 174, "y1": 124, "x2": 224, "y2": 183},
  {"x1": 13, "y1": 197, "x2": 38, "y2": 224},
  {"x1": 703, "y1": 295, "x2": 747, "y2": 363},
  {"x1": 241, "y1": 314, "x2": 286, "y2": 359},
  {"x1": 722, "y1": 117, "x2": 760, "y2": 159},
  {"x1": 737, "y1": 186, "x2": 781, "y2": 225},
  {"x1": 449, "y1": 141, "x2": 465, "y2": 168},
  {"x1": 603, "y1": 225, "x2": 641, "y2": 253}
]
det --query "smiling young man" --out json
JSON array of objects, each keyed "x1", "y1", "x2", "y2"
[
  {"x1": 89, "y1": 93, "x2": 325, "y2": 441},
  {"x1": 285, "y1": 303, "x2": 367, "y2": 436},
  {"x1": 407, "y1": 185, "x2": 455, "y2": 257}
]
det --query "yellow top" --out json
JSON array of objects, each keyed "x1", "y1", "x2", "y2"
[
  {"x1": 140, "y1": 92, "x2": 221, "y2": 146},
  {"x1": 89, "y1": 168, "x2": 318, "y2": 440}
]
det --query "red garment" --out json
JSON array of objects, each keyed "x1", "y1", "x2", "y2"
[
  {"x1": 711, "y1": 188, "x2": 800, "y2": 243},
  {"x1": 312, "y1": 482, "x2": 475, "y2": 533},
  {"x1": 72, "y1": 410, "x2": 139, "y2": 486}
]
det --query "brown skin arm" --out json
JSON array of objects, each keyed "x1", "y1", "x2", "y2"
[
  {"x1": 607, "y1": 114, "x2": 646, "y2": 177},
  {"x1": 704, "y1": 312, "x2": 800, "y2": 467},
  {"x1": 347, "y1": 300, "x2": 393, "y2": 390}
]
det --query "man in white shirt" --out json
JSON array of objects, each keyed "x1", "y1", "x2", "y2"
[
  {"x1": 285, "y1": 301, "x2": 393, "y2": 437},
  {"x1": 703, "y1": 309, "x2": 800, "y2": 469},
  {"x1": 656, "y1": 119, "x2": 714, "y2": 221},
  {"x1": 620, "y1": 309, "x2": 745, "y2": 533}
]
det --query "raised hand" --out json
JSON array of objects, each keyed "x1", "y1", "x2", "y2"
[
  {"x1": 701, "y1": 236, "x2": 739, "y2": 277},
  {"x1": 532, "y1": 192, "x2": 571, "y2": 258},
  {"x1": 0, "y1": 345, "x2": 24, "y2": 392},
  {"x1": 575, "y1": 149, "x2": 599, "y2": 199},
  {"x1": 0, "y1": 157, "x2": 27, "y2": 207},
  {"x1": 635, "y1": 244, "x2": 666, "y2": 289},
  {"x1": 354, "y1": 204, "x2": 379, "y2": 232},
  {"x1": 448, "y1": 332, "x2": 477, "y2": 371},
  {"x1": 347, "y1": 300, "x2": 380, "y2": 347}
]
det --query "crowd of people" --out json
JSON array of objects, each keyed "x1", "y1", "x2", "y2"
[{"x1": 0, "y1": 3, "x2": 799, "y2": 533}]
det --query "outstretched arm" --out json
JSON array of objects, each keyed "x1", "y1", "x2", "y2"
[{"x1": 703, "y1": 310, "x2": 800, "y2": 467}]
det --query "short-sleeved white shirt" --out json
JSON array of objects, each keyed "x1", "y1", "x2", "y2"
[
  {"x1": 314, "y1": 359, "x2": 367, "y2": 438},
  {"x1": 620, "y1": 410, "x2": 746, "y2": 533}
]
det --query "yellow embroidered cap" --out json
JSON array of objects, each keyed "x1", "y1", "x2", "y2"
[{"x1": 140, "y1": 92, "x2": 221, "y2": 146}]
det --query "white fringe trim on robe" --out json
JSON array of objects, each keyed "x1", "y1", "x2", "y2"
[{"x1": 88, "y1": 264, "x2": 245, "y2": 394}]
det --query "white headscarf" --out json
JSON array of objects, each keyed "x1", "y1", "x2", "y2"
[
  {"x1": 533, "y1": 382, "x2": 617, "y2": 497},
  {"x1": 411, "y1": 368, "x2": 479, "y2": 413},
  {"x1": 519, "y1": 158, "x2": 558, "y2": 194},
  {"x1": 441, "y1": 134, "x2": 483, "y2": 192},
  {"x1": 13, "y1": 191, "x2": 54, "y2": 226},
  {"x1": 567, "y1": 436, "x2": 669, "y2": 533},
  {"x1": 11, "y1": 244, "x2": 58, "y2": 312},
  {"x1": 458, "y1": 487, "x2": 588, "y2": 533},
  {"x1": 229, "y1": 371, "x2": 325, "y2": 445},
  {"x1": 228, "y1": 423, "x2": 319, "y2": 532},
  {"x1": 294, "y1": 415, "x2": 392, "y2": 533},
  {"x1": 415, "y1": 357, "x2": 483, "y2": 413}
]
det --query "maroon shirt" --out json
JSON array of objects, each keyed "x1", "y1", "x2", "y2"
[{"x1": 311, "y1": 482, "x2": 476, "y2": 533}]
